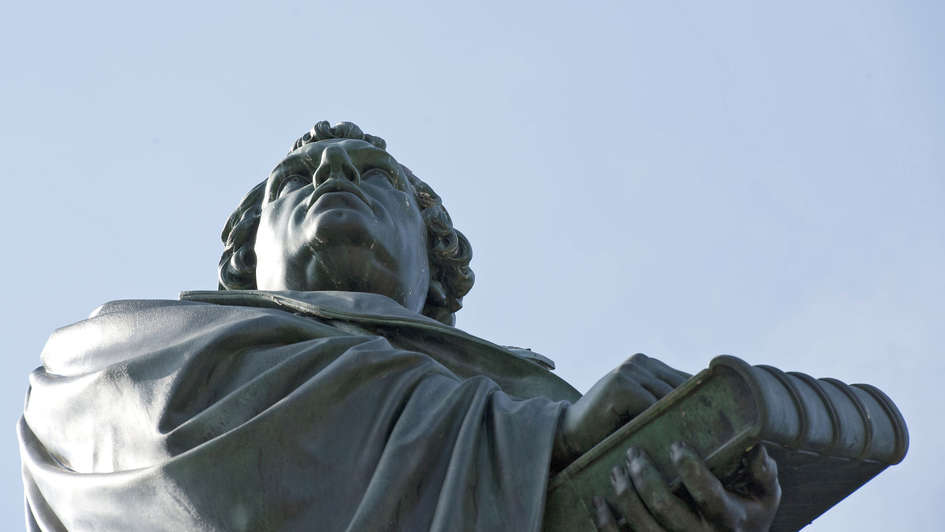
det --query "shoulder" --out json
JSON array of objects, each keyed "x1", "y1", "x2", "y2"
[
  {"x1": 88, "y1": 298, "x2": 202, "y2": 318},
  {"x1": 41, "y1": 296, "x2": 326, "y2": 376}
]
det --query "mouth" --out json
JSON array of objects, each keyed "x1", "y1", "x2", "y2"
[{"x1": 306, "y1": 178, "x2": 371, "y2": 210}]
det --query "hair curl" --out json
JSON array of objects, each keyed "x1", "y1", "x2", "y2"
[{"x1": 218, "y1": 121, "x2": 474, "y2": 326}]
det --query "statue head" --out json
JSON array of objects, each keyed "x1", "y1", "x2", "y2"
[{"x1": 217, "y1": 121, "x2": 474, "y2": 325}]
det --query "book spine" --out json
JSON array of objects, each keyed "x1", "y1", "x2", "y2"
[{"x1": 718, "y1": 358, "x2": 908, "y2": 464}]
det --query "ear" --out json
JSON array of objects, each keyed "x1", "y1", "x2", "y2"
[{"x1": 427, "y1": 280, "x2": 448, "y2": 306}]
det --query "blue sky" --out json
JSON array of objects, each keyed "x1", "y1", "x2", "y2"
[{"x1": 2, "y1": 1, "x2": 942, "y2": 529}]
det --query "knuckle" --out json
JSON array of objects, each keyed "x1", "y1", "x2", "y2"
[
  {"x1": 613, "y1": 478, "x2": 630, "y2": 496},
  {"x1": 649, "y1": 492, "x2": 671, "y2": 513},
  {"x1": 601, "y1": 372, "x2": 621, "y2": 388},
  {"x1": 727, "y1": 507, "x2": 747, "y2": 531},
  {"x1": 765, "y1": 456, "x2": 779, "y2": 478},
  {"x1": 703, "y1": 490, "x2": 726, "y2": 511},
  {"x1": 754, "y1": 460, "x2": 779, "y2": 489},
  {"x1": 607, "y1": 375, "x2": 640, "y2": 398},
  {"x1": 621, "y1": 353, "x2": 646, "y2": 369}
]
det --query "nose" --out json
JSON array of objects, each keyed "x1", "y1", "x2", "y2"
[{"x1": 312, "y1": 145, "x2": 360, "y2": 186}]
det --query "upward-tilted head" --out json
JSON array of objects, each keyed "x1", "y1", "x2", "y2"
[{"x1": 218, "y1": 121, "x2": 474, "y2": 325}]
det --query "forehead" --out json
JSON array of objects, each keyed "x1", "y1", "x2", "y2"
[{"x1": 272, "y1": 138, "x2": 399, "y2": 175}]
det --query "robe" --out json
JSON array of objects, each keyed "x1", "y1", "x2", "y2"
[{"x1": 18, "y1": 290, "x2": 581, "y2": 531}]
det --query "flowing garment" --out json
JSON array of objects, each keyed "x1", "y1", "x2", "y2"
[{"x1": 19, "y1": 290, "x2": 580, "y2": 531}]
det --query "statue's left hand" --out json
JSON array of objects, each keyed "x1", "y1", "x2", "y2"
[{"x1": 593, "y1": 443, "x2": 781, "y2": 532}]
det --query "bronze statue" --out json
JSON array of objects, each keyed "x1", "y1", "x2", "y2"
[{"x1": 19, "y1": 121, "x2": 779, "y2": 531}]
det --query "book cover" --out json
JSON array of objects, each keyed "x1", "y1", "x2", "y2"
[{"x1": 542, "y1": 355, "x2": 909, "y2": 532}]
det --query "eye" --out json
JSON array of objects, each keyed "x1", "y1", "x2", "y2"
[
  {"x1": 362, "y1": 168, "x2": 401, "y2": 189},
  {"x1": 276, "y1": 174, "x2": 309, "y2": 199}
]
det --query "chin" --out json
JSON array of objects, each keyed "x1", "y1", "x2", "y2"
[{"x1": 303, "y1": 240, "x2": 398, "y2": 289}]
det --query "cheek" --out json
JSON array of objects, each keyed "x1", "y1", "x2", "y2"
[
  {"x1": 255, "y1": 207, "x2": 284, "y2": 246},
  {"x1": 252, "y1": 211, "x2": 281, "y2": 279},
  {"x1": 402, "y1": 204, "x2": 428, "y2": 253},
  {"x1": 253, "y1": 204, "x2": 300, "y2": 273},
  {"x1": 385, "y1": 195, "x2": 428, "y2": 269},
  {"x1": 408, "y1": 210, "x2": 430, "y2": 278},
  {"x1": 257, "y1": 199, "x2": 304, "y2": 242}
]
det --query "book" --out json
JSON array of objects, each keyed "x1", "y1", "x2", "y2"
[{"x1": 542, "y1": 355, "x2": 909, "y2": 532}]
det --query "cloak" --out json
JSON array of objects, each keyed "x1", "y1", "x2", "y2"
[{"x1": 18, "y1": 290, "x2": 580, "y2": 531}]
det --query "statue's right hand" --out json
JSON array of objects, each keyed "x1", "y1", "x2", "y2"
[{"x1": 552, "y1": 354, "x2": 690, "y2": 470}]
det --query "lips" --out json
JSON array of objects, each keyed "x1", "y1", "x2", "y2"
[{"x1": 307, "y1": 178, "x2": 371, "y2": 211}]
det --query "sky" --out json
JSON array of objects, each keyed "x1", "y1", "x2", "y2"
[{"x1": 1, "y1": 0, "x2": 943, "y2": 529}]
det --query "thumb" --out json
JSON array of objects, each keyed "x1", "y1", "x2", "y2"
[{"x1": 748, "y1": 445, "x2": 781, "y2": 503}]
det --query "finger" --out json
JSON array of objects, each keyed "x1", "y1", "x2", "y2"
[
  {"x1": 629, "y1": 353, "x2": 692, "y2": 388},
  {"x1": 622, "y1": 364, "x2": 675, "y2": 398},
  {"x1": 670, "y1": 442, "x2": 737, "y2": 525},
  {"x1": 611, "y1": 463, "x2": 666, "y2": 532},
  {"x1": 748, "y1": 445, "x2": 781, "y2": 505},
  {"x1": 593, "y1": 496, "x2": 621, "y2": 532},
  {"x1": 610, "y1": 377, "x2": 659, "y2": 421},
  {"x1": 626, "y1": 447, "x2": 700, "y2": 532}
]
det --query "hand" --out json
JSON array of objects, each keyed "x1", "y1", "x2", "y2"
[
  {"x1": 552, "y1": 354, "x2": 690, "y2": 470},
  {"x1": 594, "y1": 444, "x2": 781, "y2": 532}
]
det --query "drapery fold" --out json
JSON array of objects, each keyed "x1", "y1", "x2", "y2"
[{"x1": 20, "y1": 291, "x2": 580, "y2": 531}]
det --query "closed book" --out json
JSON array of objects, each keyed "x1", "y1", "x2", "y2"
[{"x1": 542, "y1": 355, "x2": 909, "y2": 532}]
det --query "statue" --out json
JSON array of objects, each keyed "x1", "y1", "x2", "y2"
[{"x1": 18, "y1": 121, "x2": 780, "y2": 531}]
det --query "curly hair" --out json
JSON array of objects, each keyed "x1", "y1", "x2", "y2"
[{"x1": 218, "y1": 121, "x2": 474, "y2": 326}]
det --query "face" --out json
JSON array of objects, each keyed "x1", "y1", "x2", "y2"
[{"x1": 254, "y1": 138, "x2": 430, "y2": 312}]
